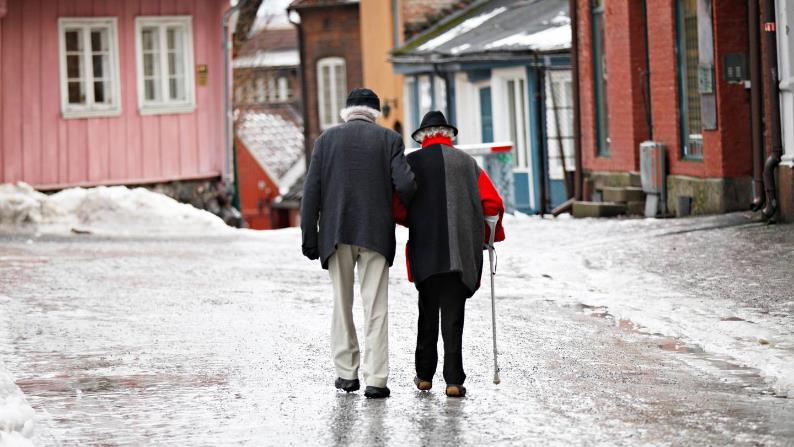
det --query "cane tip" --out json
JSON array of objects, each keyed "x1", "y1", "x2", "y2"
[{"x1": 493, "y1": 376, "x2": 501, "y2": 385}]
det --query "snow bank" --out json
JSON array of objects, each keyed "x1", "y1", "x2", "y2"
[
  {"x1": 0, "y1": 183, "x2": 232, "y2": 237},
  {"x1": 0, "y1": 370, "x2": 35, "y2": 447}
]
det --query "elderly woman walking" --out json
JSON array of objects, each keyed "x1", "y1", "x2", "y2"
[{"x1": 394, "y1": 111, "x2": 505, "y2": 397}]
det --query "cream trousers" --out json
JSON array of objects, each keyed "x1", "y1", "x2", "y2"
[{"x1": 328, "y1": 244, "x2": 389, "y2": 388}]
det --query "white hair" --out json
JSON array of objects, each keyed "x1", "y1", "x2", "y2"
[
  {"x1": 413, "y1": 126, "x2": 455, "y2": 143},
  {"x1": 339, "y1": 105, "x2": 381, "y2": 123}
]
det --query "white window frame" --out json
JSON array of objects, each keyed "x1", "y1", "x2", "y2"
[
  {"x1": 316, "y1": 57, "x2": 346, "y2": 130},
  {"x1": 134, "y1": 15, "x2": 196, "y2": 115},
  {"x1": 57, "y1": 17, "x2": 122, "y2": 119}
]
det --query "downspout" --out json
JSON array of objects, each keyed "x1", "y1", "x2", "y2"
[
  {"x1": 288, "y1": 10, "x2": 311, "y2": 169},
  {"x1": 223, "y1": 3, "x2": 242, "y2": 187},
  {"x1": 762, "y1": 0, "x2": 783, "y2": 218},
  {"x1": 641, "y1": 0, "x2": 654, "y2": 140},
  {"x1": 534, "y1": 53, "x2": 548, "y2": 215},
  {"x1": 749, "y1": 0, "x2": 765, "y2": 211},
  {"x1": 570, "y1": 0, "x2": 583, "y2": 201}
]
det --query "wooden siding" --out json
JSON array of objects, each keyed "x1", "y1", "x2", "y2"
[{"x1": 0, "y1": 0, "x2": 227, "y2": 189}]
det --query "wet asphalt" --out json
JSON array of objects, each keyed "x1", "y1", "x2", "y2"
[{"x1": 1, "y1": 214, "x2": 793, "y2": 446}]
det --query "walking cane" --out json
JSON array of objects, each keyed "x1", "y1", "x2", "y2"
[{"x1": 485, "y1": 215, "x2": 501, "y2": 385}]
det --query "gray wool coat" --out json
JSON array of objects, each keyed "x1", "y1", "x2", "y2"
[{"x1": 300, "y1": 119, "x2": 417, "y2": 268}]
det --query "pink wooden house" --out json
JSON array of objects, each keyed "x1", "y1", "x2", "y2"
[{"x1": 0, "y1": 0, "x2": 229, "y2": 190}]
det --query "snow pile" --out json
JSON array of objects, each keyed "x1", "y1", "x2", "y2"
[
  {"x1": 0, "y1": 182, "x2": 232, "y2": 236},
  {"x1": 418, "y1": 7, "x2": 507, "y2": 51},
  {"x1": 0, "y1": 367, "x2": 35, "y2": 447},
  {"x1": 485, "y1": 24, "x2": 571, "y2": 52}
]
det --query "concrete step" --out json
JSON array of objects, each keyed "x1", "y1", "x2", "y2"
[
  {"x1": 626, "y1": 200, "x2": 646, "y2": 216},
  {"x1": 601, "y1": 186, "x2": 646, "y2": 203},
  {"x1": 572, "y1": 201, "x2": 627, "y2": 218}
]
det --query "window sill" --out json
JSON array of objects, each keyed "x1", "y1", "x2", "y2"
[
  {"x1": 139, "y1": 103, "x2": 196, "y2": 116},
  {"x1": 61, "y1": 108, "x2": 122, "y2": 119},
  {"x1": 680, "y1": 157, "x2": 704, "y2": 162}
]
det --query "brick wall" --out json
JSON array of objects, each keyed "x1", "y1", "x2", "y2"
[
  {"x1": 297, "y1": 4, "x2": 362, "y2": 151},
  {"x1": 580, "y1": 0, "x2": 752, "y2": 180},
  {"x1": 579, "y1": 0, "x2": 650, "y2": 174}
]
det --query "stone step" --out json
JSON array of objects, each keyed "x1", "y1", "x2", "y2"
[
  {"x1": 600, "y1": 186, "x2": 646, "y2": 203},
  {"x1": 626, "y1": 200, "x2": 646, "y2": 216},
  {"x1": 572, "y1": 201, "x2": 627, "y2": 218}
]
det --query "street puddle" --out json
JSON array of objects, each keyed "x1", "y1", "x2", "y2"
[
  {"x1": 571, "y1": 302, "x2": 771, "y2": 393},
  {"x1": 16, "y1": 373, "x2": 226, "y2": 396}
]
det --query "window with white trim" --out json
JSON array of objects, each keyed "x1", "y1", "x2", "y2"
[
  {"x1": 317, "y1": 57, "x2": 346, "y2": 129},
  {"x1": 58, "y1": 18, "x2": 121, "y2": 118},
  {"x1": 135, "y1": 16, "x2": 195, "y2": 114}
]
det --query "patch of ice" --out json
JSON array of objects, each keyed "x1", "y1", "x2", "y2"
[
  {"x1": 485, "y1": 24, "x2": 571, "y2": 52},
  {"x1": 418, "y1": 7, "x2": 507, "y2": 51},
  {"x1": 549, "y1": 10, "x2": 571, "y2": 26},
  {"x1": 0, "y1": 182, "x2": 232, "y2": 237}
]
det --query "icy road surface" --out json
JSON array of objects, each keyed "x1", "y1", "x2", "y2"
[{"x1": 1, "y1": 214, "x2": 793, "y2": 446}]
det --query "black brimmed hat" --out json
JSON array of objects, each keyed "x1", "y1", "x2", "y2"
[
  {"x1": 346, "y1": 88, "x2": 381, "y2": 111},
  {"x1": 411, "y1": 111, "x2": 458, "y2": 143}
]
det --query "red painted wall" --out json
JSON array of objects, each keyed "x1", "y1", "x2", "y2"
[
  {"x1": 579, "y1": 0, "x2": 752, "y2": 179},
  {"x1": 235, "y1": 138, "x2": 279, "y2": 230},
  {"x1": 0, "y1": 0, "x2": 227, "y2": 189}
]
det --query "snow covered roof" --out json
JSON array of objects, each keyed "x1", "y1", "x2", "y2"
[
  {"x1": 235, "y1": 106, "x2": 306, "y2": 195},
  {"x1": 233, "y1": 49, "x2": 300, "y2": 68},
  {"x1": 394, "y1": 0, "x2": 571, "y2": 63}
]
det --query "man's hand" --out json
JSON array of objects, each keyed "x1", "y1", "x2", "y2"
[{"x1": 302, "y1": 245, "x2": 320, "y2": 260}]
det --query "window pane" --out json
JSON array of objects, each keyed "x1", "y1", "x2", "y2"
[
  {"x1": 92, "y1": 54, "x2": 108, "y2": 79},
  {"x1": 167, "y1": 27, "x2": 182, "y2": 51},
  {"x1": 67, "y1": 54, "x2": 82, "y2": 79},
  {"x1": 278, "y1": 77, "x2": 289, "y2": 101},
  {"x1": 334, "y1": 64, "x2": 346, "y2": 120},
  {"x1": 682, "y1": 0, "x2": 702, "y2": 147},
  {"x1": 90, "y1": 29, "x2": 107, "y2": 52},
  {"x1": 145, "y1": 79, "x2": 160, "y2": 101},
  {"x1": 169, "y1": 77, "x2": 185, "y2": 101},
  {"x1": 65, "y1": 30, "x2": 82, "y2": 52},
  {"x1": 321, "y1": 65, "x2": 332, "y2": 125},
  {"x1": 507, "y1": 80, "x2": 518, "y2": 166},
  {"x1": 94, "y1": 81, "x2": 106, "y2": 103},
  {"x1": 68, "y1": 81, "x2": 84, "y2": 104},
  {"x1": 143, "y1": 53, "x2": 159, "y2": 78},
  {"x1": 142, "y1": 28, "x2": 158, "y2": 51}
]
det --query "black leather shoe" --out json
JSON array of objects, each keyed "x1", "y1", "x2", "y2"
[
  {"x1": 335, "y1": 377, "x2": 360, "y2": 393},
  {"x1": 364, "y1": 386, "x2": 390, "y2": 399}
]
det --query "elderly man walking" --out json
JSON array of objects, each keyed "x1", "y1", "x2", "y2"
[{"x1": 300, "y1": 88, "x2": 416, "y2": 399}]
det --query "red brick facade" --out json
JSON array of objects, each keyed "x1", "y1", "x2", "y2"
[
  {"x1": 292, "y1": 3, "x2": 362, "y2": 151},
  {"x1": 578, "y1": 0, "x2": 752, "y2": 180}
]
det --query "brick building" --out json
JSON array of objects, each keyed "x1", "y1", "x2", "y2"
[
  {"x1": 287, "y1": 0, "x2": 363, "y2": 156},
  {"x1": 576, "y1": 0, "x2": 756, "y2": 216}
]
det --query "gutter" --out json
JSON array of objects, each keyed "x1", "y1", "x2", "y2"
[
  {"x1": 762, "y1": 0, "x2": 783, "y2": 218},
  {"x1": 223, "y1": 2, "x2": 243, "y2": 186},
  {"x1": 571, "y1": 0, "x2": 583, "y2": 201}
]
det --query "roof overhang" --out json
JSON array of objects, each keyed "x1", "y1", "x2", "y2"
[{"x1": 391, "y1": 50, "x2": 570, "y2": 74}]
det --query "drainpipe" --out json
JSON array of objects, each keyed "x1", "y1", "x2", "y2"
[
  {"x1": 223, "y1": 3, "x2": 242, "y2": 186},
  {"x1": 761, "y1": 0, "x2": 783, "y2": 218},
  {"x1": 641, "y1": 0, "x2": 653, "y2": 140},
  {"x1": 570, "y1": 0, "x2": 583, "y2": 201},
  {"x1": 749, "y1": 0, "x2": 765, "y2": 211},
  {"x1": 288, "y1": 10, "x2": 311, "y2": 169}
]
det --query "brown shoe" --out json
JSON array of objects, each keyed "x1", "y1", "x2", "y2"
[
  {"x1": 445, "y1": 384, "x2": 466, "y2": 397},
  {"x1": 414, "y1": 376, "x2": 432, "y2": 391}
]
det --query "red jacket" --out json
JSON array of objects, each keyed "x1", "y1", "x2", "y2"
[{"x1": 393, "y1": 136, "x2": 506, "y2": 285}]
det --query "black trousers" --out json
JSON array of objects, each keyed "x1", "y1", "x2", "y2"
[{"x1": 415, "y1": 273, "x2": 468, "y2": 385}]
